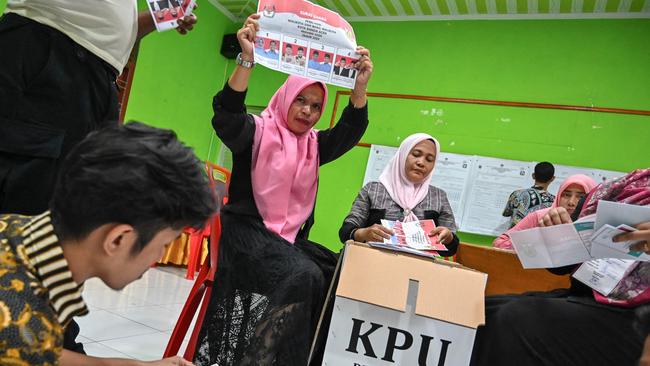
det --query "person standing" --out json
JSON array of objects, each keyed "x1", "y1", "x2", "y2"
[{"x1": 502, "y1": 161, "x2": 556, "y2": 228}]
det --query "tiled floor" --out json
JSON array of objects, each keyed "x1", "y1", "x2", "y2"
[{"x1": 77, "y1": 266, "x2": 200, "y2": 361}]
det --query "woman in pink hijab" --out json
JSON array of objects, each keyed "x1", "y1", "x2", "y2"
[
  {"x1": 193, "y1": 14, "x2": 374, "y2": 366},
  {"x1": 493, "y1": 174, "x2": 598, "y2": 250},
  {"x1": 339, "y1": 133, "x2": 460, "y2": 256},
  {"x1": 472, "y1": 168, "x2": 650, "y2": 366}
]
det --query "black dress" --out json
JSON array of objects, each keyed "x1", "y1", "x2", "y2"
[
  {"x1": 470, "y1": 272, "x2": 644, "y2": 365},
  {"x1": 193, "y1": 84, "x2": 368, "y2": 366}
]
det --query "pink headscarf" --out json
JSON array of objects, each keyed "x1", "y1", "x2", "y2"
[
  {"x1": 551, "y1": 174, "x2": 598, "y2": 209},
  {"x1": 379, "y1": 133, "x2": 440, "y2": 222},
  {"x1": 493, "y1": 174, "x2": 597, "y2": 250},
  {"x1": 251, "y1": 75, "x2": 328, "y2": 244}
]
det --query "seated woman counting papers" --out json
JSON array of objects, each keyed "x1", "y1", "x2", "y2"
[
  {"x1": 493, "y1": 173, "x2": 597, "y2": 250},
  {"x1": 471, "y1": 168, "x2": 650, "y2": 366},
  {"x1": 339, "y1": 133, "x2": 459, "y2": 257}
]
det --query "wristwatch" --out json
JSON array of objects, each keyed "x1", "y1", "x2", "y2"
[{"x1": 236, "y1": 53, "x2": 255, "y2": 69}]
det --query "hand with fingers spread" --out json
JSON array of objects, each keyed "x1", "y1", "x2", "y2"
[
  {"x1": 538, "y1": 207, "x2": 573, "y2": 227},
  {"x1": 614, "y1": 221, "x2": 650, "y2": 254},
  {"x1": 354, "y1": 224, "x2": 394, "y2": 243},
  {"x1": 429, "y1": 226, "x2": 453, "y2": 246}
]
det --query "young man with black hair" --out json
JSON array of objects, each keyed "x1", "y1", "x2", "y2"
[
  {"x1": 502, "y1": 161, "x2": 556, "y2": 228},
  {"x1": 0, "y1": 122, "x2": 216, "y2": 365}
]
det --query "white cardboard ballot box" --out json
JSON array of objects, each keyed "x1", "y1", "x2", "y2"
[{"x1": 319, "y1": 242, "x2": 487, "y2": 366}]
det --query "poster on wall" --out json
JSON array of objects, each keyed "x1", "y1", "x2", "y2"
[
  {"x1": 255, "y1": 0, "x2": 360, "y2": 88},
  {"x1": 543, "y1": 164, "x2": 626, "y2": 197},
  {"x1": 460, "y1": 157, "x2": 533, "y2": 236}
]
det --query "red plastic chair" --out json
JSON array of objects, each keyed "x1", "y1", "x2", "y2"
[{"x1": 164, "y1": 162, "x2": 230, "y2": 360}]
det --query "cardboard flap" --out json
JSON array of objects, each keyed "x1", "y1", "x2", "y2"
[{"x1": 336, "y1": 242, "x2": 487, "y2": 328}]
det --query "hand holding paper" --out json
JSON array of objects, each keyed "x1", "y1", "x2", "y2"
[
  {"x1": 238, "y1": 14, "x2": 261, "y2": 60},
  {"x1": 614, "y1": 221, "x2": 650, "y2": 254},
  {"x1": 538, "y1": 207, "x2": 573, "y2": 227},
  {"x1": 429, "y1": 226, "x2": 453, "y2": 246},
  {"x1": 354, "y1": 223, "x2": 393, "y2": 242}
]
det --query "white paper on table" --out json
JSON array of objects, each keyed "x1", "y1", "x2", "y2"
[
  {"x1": 572, "y1": 259, "x2": 638, "y2": 296},
  {"x1": 590, "y1": 224, "x2": 650, "y2": 262},
  {"x1": 460, "y1": 157, "x2": 532, "y2": 236},
  {"x1": 510, "y1": 223, "x2": 592, "y2": 269},
  {"x1": 256, "y1": 0, "x2": 359, "y2": 88}
]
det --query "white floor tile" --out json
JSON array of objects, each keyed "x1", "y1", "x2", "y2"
[
  {"x1": 100, "y1": 331, "x2": 173, "y2": 361},
  {"x1": 82, "y1": 288, "x2": 153, "y2": 310},
  {"x1": 108, "y1": 305, "x2": 181, "y2": 331},
  {"x1": 77, "y1": 310, "x2": 159, "y2": 342},
  {"x1": 83, "y1": 342, "x2": 133, "y2": 359},
  {"x1": 76, "y1": 335, "x2": 93, "y2": 344},
  {"x1": 75, "y1": 267, "x2": 199, "y2": 361},
  {"x1": 132, "y1": 286, "x2": 192, "y2": 306}
]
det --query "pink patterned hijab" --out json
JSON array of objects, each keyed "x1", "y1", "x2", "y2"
[
  {"x1": 251, "y1": 75, "x2": 328, "y2": 244},
  {"x1": 579, "y1": 168, "x2": 650, "y2": 307},
  {"x1": 379, "y1": 133, "x2": 440, "y2": 222}
]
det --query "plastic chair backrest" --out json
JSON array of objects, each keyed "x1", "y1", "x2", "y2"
[{"x1": 164, "y1": 162, "x2": 231, "y2": 360}]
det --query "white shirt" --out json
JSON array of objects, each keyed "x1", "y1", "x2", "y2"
[{"x1": 6, "y1": 0, "x2": 138, "y2": 72}]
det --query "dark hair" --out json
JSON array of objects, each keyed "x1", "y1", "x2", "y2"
[
  {"x1": 534, "y1": 162, "x2": 555, "y2": 183},
  {"x1": 312, "y1": 50, "x2": 319, "y2": 56},
  {"x1": 324, "y1": 54, "x2": 331, "y2": 59},
  {"x1": 50, "y1": 122, "x2": 216, "y2": 255},
  {"x1": 298, "y1": 47, "x2": 304, "y2": 52}
]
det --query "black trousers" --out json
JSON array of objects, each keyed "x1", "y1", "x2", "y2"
[
  {"x1": 0, "y1": 13, "x2": 121, "y2": 353},
  {"x1": 0, "y1": 13, "x2": 119, "y2": 215},
  {"x1": 471, "y1": 292, "x2": 644, "y2": 366}
]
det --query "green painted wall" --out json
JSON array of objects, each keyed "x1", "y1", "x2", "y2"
[
  {"x1": 124, "y1": 4, "x2": 238, "y2": 162},
  {"x1": 310, "y1": 19, "x2": 650, "y2": 249}
]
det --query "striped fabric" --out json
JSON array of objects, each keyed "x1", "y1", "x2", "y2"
[
  {"x1": 21, "y1": 212, "x2": 88, "y2": 326},
  {"x1": 210, "y1": 0, "x2": 650, "y2": 21}
]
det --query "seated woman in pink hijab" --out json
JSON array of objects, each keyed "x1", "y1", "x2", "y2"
[
  {"x1": 493, "y1": 173, "x2": 597, "y2": 250},
  {"x1": 339, "y1": 133, "x2": 459, "y2": 256},
  {"x1": 192, "y1": 14, "x2": 374, "y2": 366},
  {"x1": 472, "y1": 168, "x2": 650, "y2": 366}
]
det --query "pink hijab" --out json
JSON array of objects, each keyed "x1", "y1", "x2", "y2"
[
  {"x1": 379, "y1": 133, "x2": 440, "y2": 222},
  {"x1": 251, "y1": 75, "x2": 327, "y2": 244},
  {"x1": 578, "y1": 168, "x2": 650, "y2": 307},
  {"x1": 493, "y1": 174, "x2": 597, "y2": 250},
  {"x1": 550, "y1": 174, "x2": 598, "y2": 209}
]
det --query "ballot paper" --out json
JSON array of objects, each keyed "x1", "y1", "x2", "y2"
[
  {"x1": 378, "y1": 219, "x2": 447, "y2": 252},
  {"x1": 511, "y1": 202, "x2": 650, "y2": 269},
  {"x1": 572, "y1": 258, "x2": 638, "y2": 296},
  {"x1": 147, "y1": 0, "x2": 197, "y2": 32},
  {"x1": 509, "y1": 222, "x2": 592, "y2": 269},
  {"x1": 255, "y1": 0, "x2": 360, "y2": 88},
  {"x1": 590, "y1": 224, "x2": 650, "y2": 261}
]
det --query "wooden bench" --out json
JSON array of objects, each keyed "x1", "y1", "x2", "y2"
[{"x1": 455, "y1": 242, "x2": 571, "y2": 296}]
